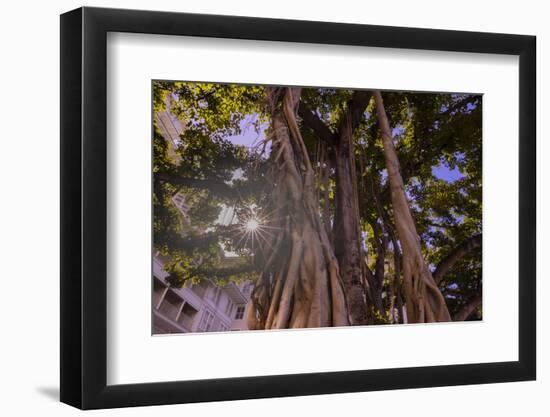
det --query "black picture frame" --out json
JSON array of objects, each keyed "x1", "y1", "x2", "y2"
[{"x1": 60, "y1": 6, "x2": 536, "y2": 410}]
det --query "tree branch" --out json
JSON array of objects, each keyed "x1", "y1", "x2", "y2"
[
  {"x1": 433, "y1": 233, "x2": 482, "y2": 284},
  {"x1": 156, "y1": 171, "x2": 235, "y2": 196},
  {"x1": 346, "y1": 90, "x2": 373, "y2": 132},
  {"x1": 440, "y1": 95, "x2": 481, "y2": 117},
  {"x1": 297, "y1": 90, "x2": 371, "y2": 148},
  {"x1": 194, "y1": 262, "x2": 258, "y2": 280},
  {"x1": 297, "y1": 102, "x2": 336, "y2": 146},
  {"x1": 157, "y1": 225, "x2": 241, "y2": 254},
  {"x1": 453, "y1": 292, "x2": 482, "y2": 321}
]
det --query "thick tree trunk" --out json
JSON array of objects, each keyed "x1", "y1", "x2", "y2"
[
  {"x1": 374, "y1": 91, "x2": 451, "y2": 323},
  {"x1": 333, "y1": 130, "x2": 368, "y2": 324},
  {"x1": 388, "y1": 229, "x2": 404, "y2": 324},
  {"x1": 298, "y1": 93, "x2": 372, "y2": 325},
  {"x1": 366, "y1": 219, "x2": 386, "y2": 315},
  {"x1": 366, "y1": 175, "x2": 393, "y2": 319},
  {"x1": 319, "y1": 142, "x2": 333, "y2": 238},
  {"x1": 332, "y1": 92, "x2": 372, "y2": 325},
  {"x1": 246, "y1": 88, "x2": 349, "y2": 329}
]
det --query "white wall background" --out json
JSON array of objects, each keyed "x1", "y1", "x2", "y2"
[{"x1": 0, "y1": 0, "x2": 546, "y2": 415}]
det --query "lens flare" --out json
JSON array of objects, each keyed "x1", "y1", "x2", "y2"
[{"x1": 245, "y1": 218, "x2": 260, "y2": 232}]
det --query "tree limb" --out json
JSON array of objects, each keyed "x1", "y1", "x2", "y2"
[
  {"x1": 157, "y1": 225, "x2": 241, "y2": 254},
  {"x1": 298, "y1": 90, "x2": 372, "y2": 149},
  {"x1": 193, "y1": 262, "x2": 258, "y2": 280},
  {"x1": 453, "y1": 292, "x2": 482, "y2": 321},
  {"x1": 433, "y1": 233, "x2": 482, "y2": 284},
  {"x1": 156, "y1": 172, "x2": 236, "y2": 197},
  {"x1": 440, "y1": 95, "x2": 481, "y2": 117},
  {"x1": 345, "y1": 90, "x2": 373, "y2": 132},
  {"x1": 297, "y1": 102, "x2": 336, "y2": 146},
  {"x1": 156, "y1": 171, "x2": 267, "y2": 201}
]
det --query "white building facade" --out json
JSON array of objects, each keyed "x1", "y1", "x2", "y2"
[{"x1": 152, "y1": 255, "x2": 252, "y2": 334}]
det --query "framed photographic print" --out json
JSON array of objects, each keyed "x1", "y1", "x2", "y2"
[{"x1": 60, "y1": 6, "x2": 536, "y2": 410}]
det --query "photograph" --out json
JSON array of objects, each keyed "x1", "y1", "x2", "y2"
[
  {"x1": 51, "y1": 3, "x2": 539, "y2": 411},
  {"x1": 151, "y1": 81, "x2": 482, "y2": 334}
]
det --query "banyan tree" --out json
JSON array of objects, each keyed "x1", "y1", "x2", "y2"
[{"x1": 153, "y1": 80, "x2": 483, "y2": 328}]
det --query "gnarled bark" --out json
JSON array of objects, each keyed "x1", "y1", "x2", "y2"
[
  {"x1": 388, "y1": 227, "x2": 404, "y2": 324},
  {"x1": 246, "y1": 88, "x2": 349, "y2": 329},
  {"x1": 298, "y1": 92, "x2": 372, "y2": 325},
  {"x1": 374, "y1": 91, "x2": 451, "y2": 323},
  {"x1": 366, "y1": 219, "x2": 386, "y2": 315},
  {"x1": 331, "y1": 91, "x2": 372, "y2": 325}
]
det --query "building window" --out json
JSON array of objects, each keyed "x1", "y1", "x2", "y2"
[
  {"x1": 235, "y1": 305, "x2": 245, "y2": 320},
  {"x1": 198, "y1": 310, "x2": 215, "y2": 332},
  {"x1": 153, "y1": 278, "x2": 167, "y2": 308},
  {"x1": 178, "y1": 303, "x2": 198, "y2": 328},
  {"x1": 158, "y1": 290, "x2": 183, "y2": 320}
]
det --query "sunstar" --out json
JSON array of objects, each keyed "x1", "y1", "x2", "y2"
[{"x1": 245, "y1": 218, "x2": 260, "y2": 232}]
